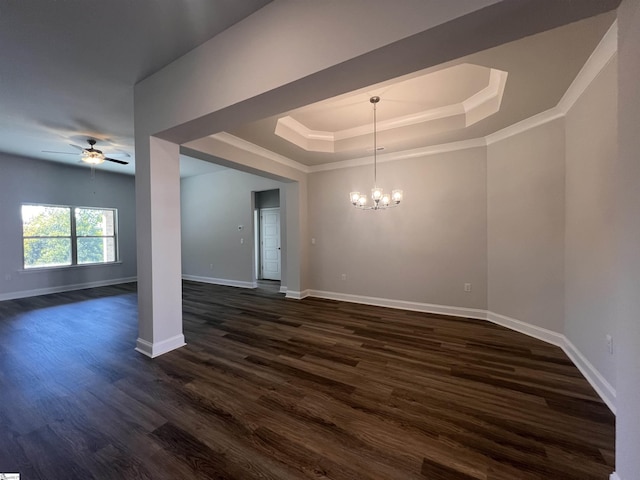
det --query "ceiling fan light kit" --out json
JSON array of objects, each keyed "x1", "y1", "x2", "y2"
[
  {"x1": 349, "y1": 96, "x2": 402, "y2": 211},
  {"x1": 79, "y1": 139, "x2": 129, "y2": 165},
  {"x1": 81, "y1": 140, "x2": 106, "y2": 165}
]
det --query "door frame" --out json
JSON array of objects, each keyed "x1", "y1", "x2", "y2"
[{"x1": 258, "y1": 207, "x2": 281, "y2": 281}]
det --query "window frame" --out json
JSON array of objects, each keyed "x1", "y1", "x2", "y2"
[{"x1": 21, "y1": 203, "x2": 119, "y2": 270}]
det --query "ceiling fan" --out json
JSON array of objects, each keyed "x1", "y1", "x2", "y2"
[{"x1": 43, "y1": 139, "x2": 130, "y2": 165}]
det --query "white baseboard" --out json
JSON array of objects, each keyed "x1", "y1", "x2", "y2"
[
  {"x1": 308, "y1": 289, "x2": 487, "y2": 320},
  {"x1": 135, "y1": 334, "x2": 186, "y2": 358},
  {"x1": 486, "y1": 311, "x2": 565, "y2": 348},
  {"x1": 302, "y1": 289, "x2": 616, "y2": 413},
  {"x1": 610, "y1": 473, "x2": 621, "y2": 480},
  {"x1": 285, "y1": 289, "x2": 310, "y2": 300},
  {"x1": 182, "y1": 274, "x2": 256, "y2": 289},
  {"x1": 486, "y1": 311, "x2": 616, "y2": 413},
  {"x1": 0, "y1": 276, "x2": 137, "y2": 302},
  {"x1": 279, "y1": 286, "x2": 288, "y2": 294},
  {"x1": 563, "y1": 338, "x2": 616, "y2": 414}
]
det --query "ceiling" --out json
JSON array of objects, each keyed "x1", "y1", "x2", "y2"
[
  {"x1": 0, "y1": 0, "x2": 271, "y2": 176},
  {"x1": 229, "y1": 11, "x2": 615, "y2": 167},
  {"x1": 0, "y1": 2, "x2": 616, "y2": 175}
]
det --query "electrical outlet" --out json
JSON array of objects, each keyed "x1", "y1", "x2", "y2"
[
  {"x1": 464, "y1": 283, "x2": 472, "y2": 292},
  {"x1": 209, "y1": 264, "x2": 214, "y2": 270},
  {"x1": 606, "y1": 334, "x2": 613, "y2": 355},
  {"x1": 341, "y1": 273, "x2": 347, "y2": 281}
]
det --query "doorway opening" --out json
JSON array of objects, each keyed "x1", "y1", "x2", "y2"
[{"x1": 254, "y1": 189, "x2": 281, "y2": 283}]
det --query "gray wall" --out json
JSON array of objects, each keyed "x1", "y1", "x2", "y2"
[
  {"x1": 487, "y1": 119, "x2": 566, "y2": 332},
  {"x1": 0, "y1": 153, "x2": 137, "y2": 299},
  {"x1": 180, "y1": 168, "x2": 286, "y2": 284},
  {"x1": 308, "y1": 147, "x2": 488, "y2": 309},
  {"x1": 256, "y1": 189, "x2": 280, "y2": 209},
  {"x1": 615, "y1": 1, "x2": 640, "y2": 477},
  {"x1": 565, "y1": 57, "x2": 618, "y2": 388}
]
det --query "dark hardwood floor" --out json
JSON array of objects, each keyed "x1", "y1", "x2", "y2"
[{"x1": 0, "y1": 281, "x2": 615, "y2": 479}]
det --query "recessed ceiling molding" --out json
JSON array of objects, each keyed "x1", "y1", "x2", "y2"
[
  {"x1": 557, "y1": 20, "x2": 617, "y2": 114},
  {"x1": 487, "y1": 20, "x2": 616, "y2": 146},
  {"x1": 220, "y1": 23, "x2": 615, "y2": 175},
  {"x1": 210, "y1": 132, "x2": 311, "y2": 174},
  {"x1": 308, "y1": 138, "x2": 487, "y2": 173},
  {"x1": 275, "y1": 64, "x2": 508, "y2": 153},
  {"x1": 485, "y1": 107, "x2": 564, "y2": 146},
  {"x1": 335, "y1": 103, "x2": 466, "y2": 141},
  {"x1": 463, "y1": 69, "x2": 508, "y2": 126},
  {"x1": 274, "y1": 116, "x2": 336, "y2": 153}
]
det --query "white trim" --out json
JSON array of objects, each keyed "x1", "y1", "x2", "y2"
[
  {"x1": 309, "y1": 138, "x2": 487, "y2": 173},
  {"x1": 562, "y1": 338, "x2": 616, "y2": 414},
  {"x1": 485, "y1": 108, "x2": 564, "y2": 145},
  {"x1": 610, "y1": 473, "x2": 621, "y2": 480},
  {"x1": 18, "y1": 260, "x2": 124, "y2": 274},
  {"x1": 557, "y1": 21, "x2": 617, "y2": 114},
  {"x1": 463, "y1": 69, "x2": 507, "y2": 112},
  {"x1": 279, "y1": 286, "x2": 288, "y2": 294},
  {"x1": 462, "y1": 68, "x2": 508, "y2": 126},
  {"x1": 285, "y1": 289, "x2": 310, "y2": 300},
  {"x1": 0, "y1": 276, "x2": 137, "y2": 302},
  {"x1": 308, "y1": 289, "x2": 487, "y2": 321},
  {"x1": 210, "y1": 132, "x2": 311, "y2": 174},
  {"x1": 182, "y1": 274, "x2": 256, "y2": 289},
  {"x1": 135, "y1": 334, "x2": 186, "y2": 358},
  {"x1": 274, "y1": 66, "x2": 506, "y2": 150},
  {"x1": 485, "y1": 310, "x2": 565, "y2": 348}
]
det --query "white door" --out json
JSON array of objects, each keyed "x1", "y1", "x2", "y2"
[{"x1": 260, "y1": 208, "x2": 281, "y2": 280}]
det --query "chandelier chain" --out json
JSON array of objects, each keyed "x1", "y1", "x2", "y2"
[{"x1": 373, "y1": 98, "x2": 377, "y2": 186}]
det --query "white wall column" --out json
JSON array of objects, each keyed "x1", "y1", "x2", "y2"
[
  {"x1": 283, "y1": 182, "x2": 302, "y2": 297},
  {"x1": 135, "y1": 136, "x2": 185, "y2": 358},
  {"x1": 614, "y1": 1, "x2": 640, "y2": 478}
]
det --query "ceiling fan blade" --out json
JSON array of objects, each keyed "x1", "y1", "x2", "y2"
[
  {"x1": 103, "y1": 150, "x2": 131, "y2": 158},
  {"x1": 42, "y1": 150, "x2": 79, "y2": 155},
  {"x1": 105, "y1": 157, "x2": 129, "y2": 165},
  {"x1": 69, "y1": 144, "x2": 85, "y2": 151}
]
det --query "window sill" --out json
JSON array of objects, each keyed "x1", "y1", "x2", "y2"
[{"x1": 19, "y1": 261, "x2": 123, "y2": 274}]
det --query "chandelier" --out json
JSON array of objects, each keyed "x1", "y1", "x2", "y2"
[{"x1": 349, "y1": 96, "x2": 402, "y2": 210}]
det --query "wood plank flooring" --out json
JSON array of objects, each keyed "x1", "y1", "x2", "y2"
[{"x1": 0, "y1": 281, "x2": 615, "y2": 479}]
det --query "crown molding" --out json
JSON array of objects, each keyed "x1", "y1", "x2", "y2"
[
  {"x1": 308, "y1": 138, "x2": 487, "y2": 173},
  {"x1": 557, "y1": 20, "x2": 617, "y2": 114},
  {"x1": 274, "y1": 66, "x2": 506, "y2": 153},
  {"x1": 210, "y1": 132, "x2": 311, "y2": 174},
  {"x1": 213, "y1": 21, "x2": 616, "y2": 174},
  {"x1": 485, "y1": 107, "x2": 564, "y2": 146},
  {"x1": 463, "y1": 68, "x2": 508, "y2": 126},
  {"x1": 486, "y1": 19, "x2": 616, "y2": 146}
]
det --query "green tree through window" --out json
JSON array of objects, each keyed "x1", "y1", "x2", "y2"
[
  {"x1": 76, "y1": 208, "x2": 116, "y2": 264},
  {"x1": 22, "y1": 204, "x2": 117, "y2": 268},
  {"x1": 22, "y1": 206, "x2": 71, "y2": 268}
]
